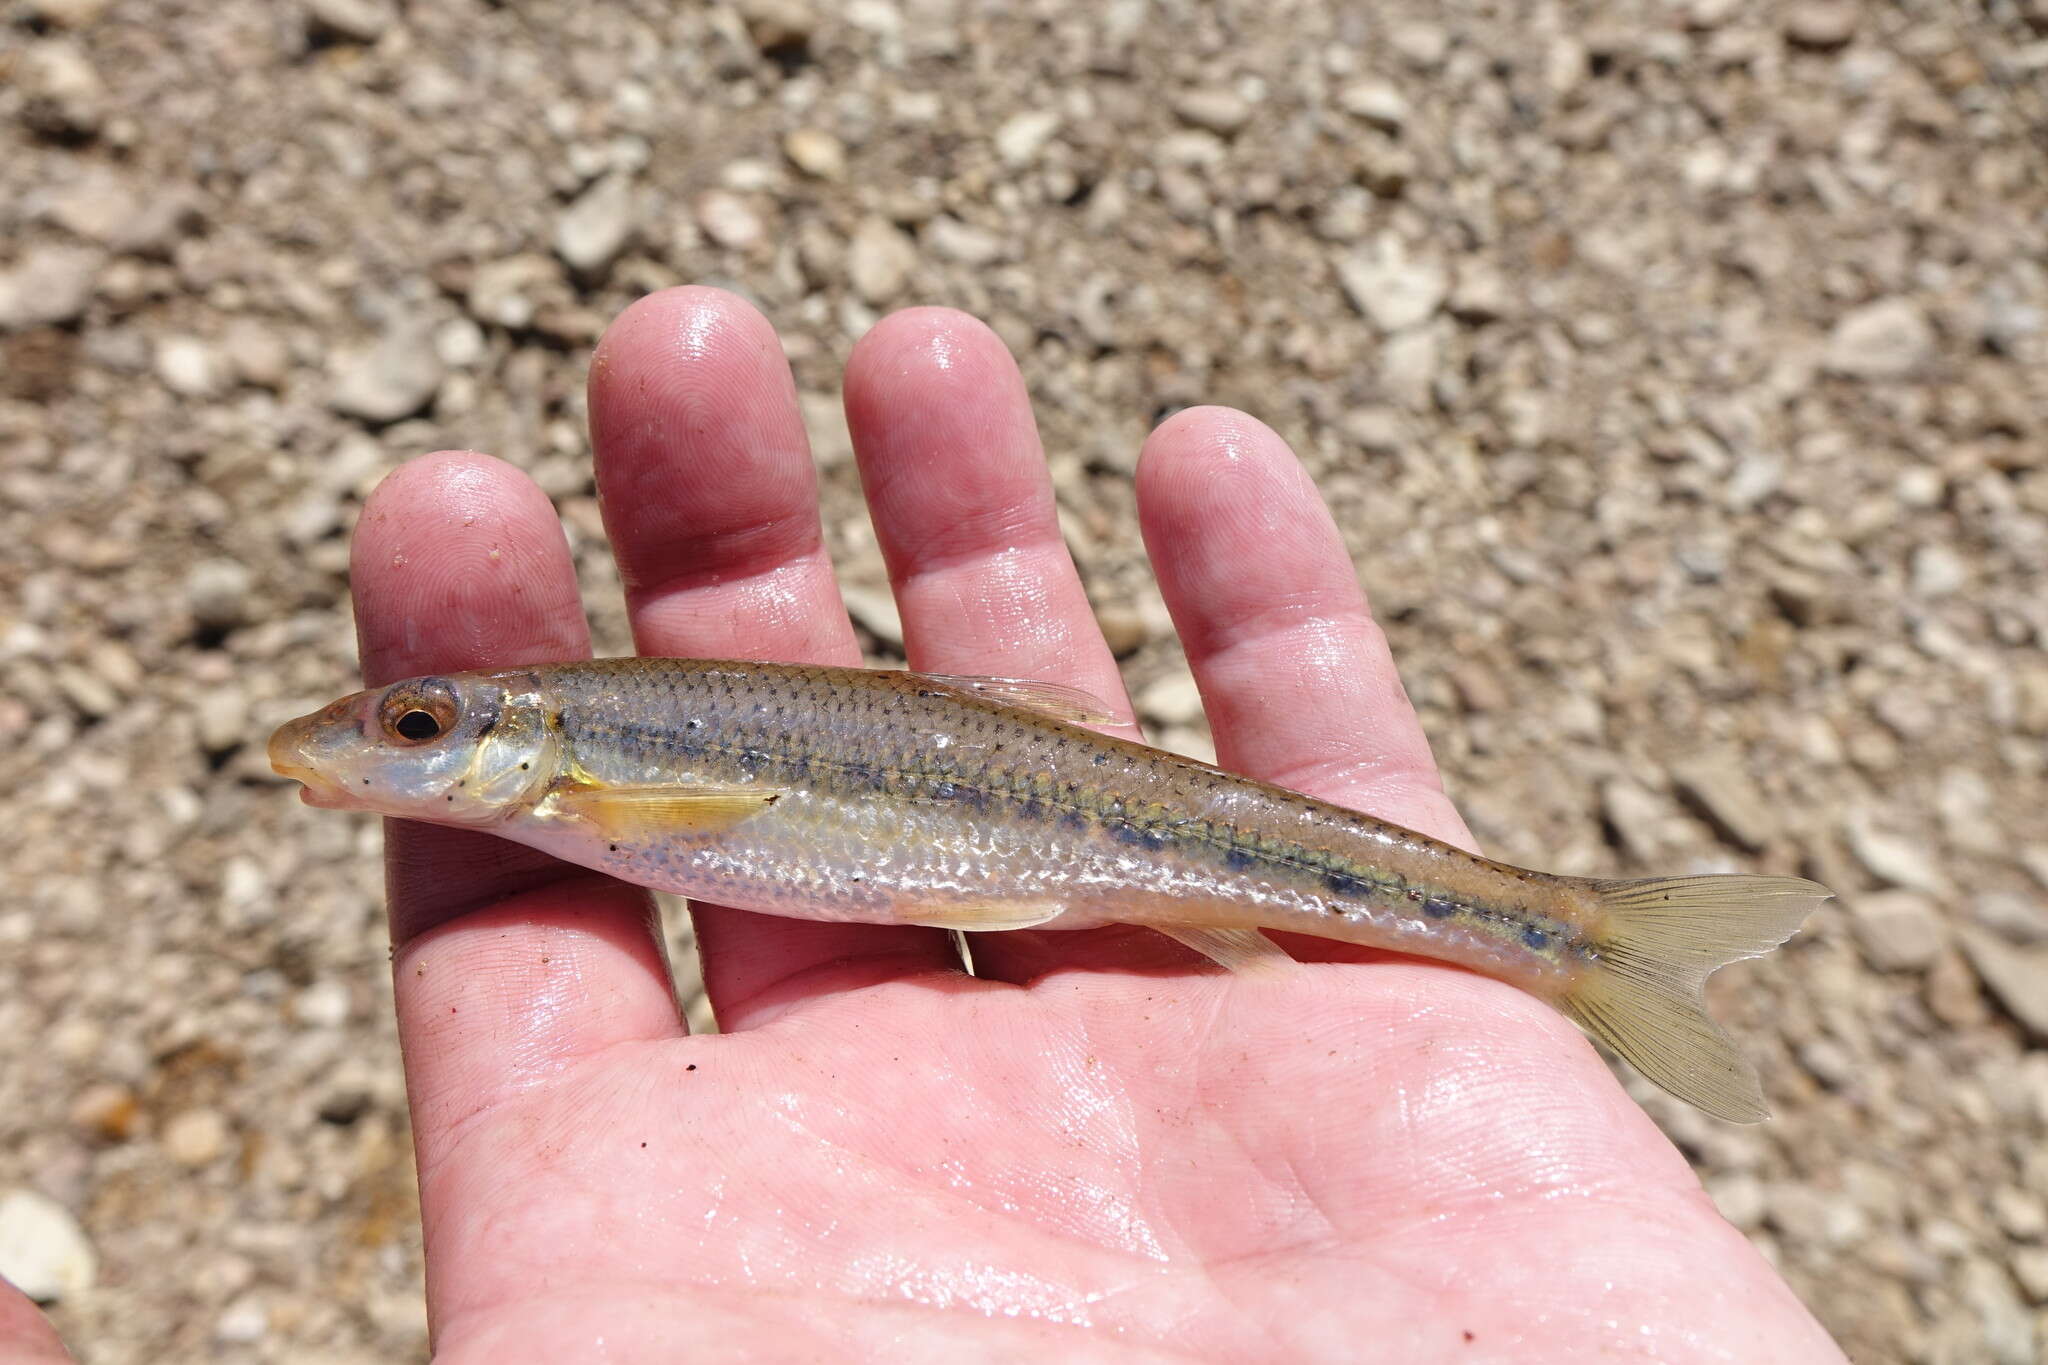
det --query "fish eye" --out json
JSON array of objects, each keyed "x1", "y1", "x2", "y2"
[
  {"x1": 393, "y1": 709, "x2": 441, "y2": 741},
  {"x1": 378, "y1": 679, "x2": 460, "y2": 746}
]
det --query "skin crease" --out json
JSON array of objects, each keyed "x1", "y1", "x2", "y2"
[{"x1": 1, "y1": 290, "x2": 1846, "y2": 1362}]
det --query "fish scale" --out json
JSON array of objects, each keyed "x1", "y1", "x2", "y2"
[{"x1": 271, "y1": 656, "x2": 1832, "y2": 1122}]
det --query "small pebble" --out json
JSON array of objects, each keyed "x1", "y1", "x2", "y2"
[
  {"x1": 163, "y1": 1107, "x2": 231, "y2": 1167},
  {"x1": 783, "y1": 127, "x2": 847, "y2": 179}
]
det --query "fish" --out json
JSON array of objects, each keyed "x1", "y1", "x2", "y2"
[{"x1": 269, "y1": 657, "x2": 1829, "y2": 1122}]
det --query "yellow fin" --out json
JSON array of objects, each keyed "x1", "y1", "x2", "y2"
[
  {"x1": 1154, "y1": 925, "x2": 1295, "y2": 976},
  {"x1": 1562, "y1": 874, "x2": 1831, "y2": 1123},
  {"x1": 916, "y1": 672, "x2": 1122, "y2": 726},
  {"x1": 554, "y1": 785, "x2": 782, "y2": 843},
  {"x1": 903, "y1": 903, "x2": 1064, "y2": 932}
]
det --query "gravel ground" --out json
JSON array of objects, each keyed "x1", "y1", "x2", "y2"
[{"x1": 2, "y1": 1, "x2": 2046, "y2": 1360}]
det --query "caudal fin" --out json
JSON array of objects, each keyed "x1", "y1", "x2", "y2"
[{"x1": 1560, "y1": 875, "x2": 1830, "y2": 1123}]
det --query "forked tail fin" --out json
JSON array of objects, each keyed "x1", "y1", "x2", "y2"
[{"x1": 1560, "y1": 875, "x2": 1831, "y2": 1123}]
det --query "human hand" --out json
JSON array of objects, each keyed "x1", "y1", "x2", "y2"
[{"x1": 0, "y1": 288, "x2": 1840, "y2": 1362}]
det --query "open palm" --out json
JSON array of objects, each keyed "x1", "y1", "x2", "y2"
[{"x1": 0, "y1": 289, "x2": 1838, "y2": 1362}]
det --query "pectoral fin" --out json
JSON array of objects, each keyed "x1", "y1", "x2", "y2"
[
  {"x1": 554, "y1": 784, "x2": 783, "y2": 843},
  {"x1": 903, "y1": 903, "x2": 1065, "y2": 932},
  {"x1": 916, "y1": 672, "x2": 1123, "y2": 727},
  {"x1": 1154, "y1": 925, "x2": 1295, "y2": 976}
]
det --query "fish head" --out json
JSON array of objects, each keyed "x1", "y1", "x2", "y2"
[{"x1": 268, "y1": 670, "x2": 559, "y2": 825}]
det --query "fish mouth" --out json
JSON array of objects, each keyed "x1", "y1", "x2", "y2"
[{"x1": 267, "y1": 715, "x2": 352, "y2": 809}]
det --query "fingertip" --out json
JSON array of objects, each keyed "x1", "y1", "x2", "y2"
[
  {"x1": 1137, "y1": 406, "x2": 1312, "y2": 516},
  {"x1": 351, "y1": 451, "x2": 590, "y2": 686},
  {"x1": 591, "y1": 285, "x2": 781, "y2": 396},
  {"x1": 845, "y1": 307, "x2": 1018, "y2": 418}
]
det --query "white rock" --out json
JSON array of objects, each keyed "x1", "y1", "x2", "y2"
[
  {"x1": 163, "y1": 1108, "x2": 230, "y2": 1167},
  {"x1": 215, "y1": 1291, "x2": 268, "y2": 1344},
  {"x1": 43, "y1": 170, "x2": 137, "y2": 243},
  {"x1": 1847, "y1": 890, "x2": 1946, "y2": 972},
  {"x1": 1844, "y1": 811, "x2": 1945, "y2": 892},
  {"x1": 1669, "y1": 754, "x2": 1773, "y2": 853},
  {"x1": 222, "y1": 317, "x2": 288, "y2": 389},
  {"x1": 1173, "y1": 87, "x2": 1252, "y2": 136},
  {"x1": 840, "y1": 586, "x2": 902, "y2": 649},
  {"x1": 186, "y1": 558, "x2": 253, "y2": 632},
  {"x1": 926, "y1": 216, "x2": 1006, "y2": 266},
  {"x1": 799, "y1": 390, "x2": 852, "y2": 468},
  {"x1": 0, "y1": 245, "x2": 101, "y2": 331},
  {"x1": 1388, "y1": 22, "x2": 1450, "y2": 68},
  {"x1": 848, "y1": 216, "x2": 917, "y2": 305},
  {"x1": 1977, "y1": 894, "x2": 2048, "y2": 946},
  {"x1": 330, "y1": 323, "x2": 444, "y2": 424},
  {"x1": 1137, "y1": 672, "x2": 1204, "y2": 727},
  {"x1": 1784, "y1": 1, "x2": 1858, "y2": 49},
  {"x1": 18, "y1": 40, "x2": 105, "y2": 137},
  {"x1": 1963, "y1": 931, "x2": 2048, "y2": 1043},
  {"x1": 306, "y1": 0, "x2": 395, "y2": 44},
  {"x1": 434, "y1": 316, "x2": 486, "y2": 369},
  {"x1": 1823, "y1": 298, "x2": 1935, "y2": 378},
  {"x1": 1337, "y1": 79, "x2": 1409, "y2": 132},
  {"x1": 194, "y1": 685, "x2": 246, "y2": 756},
  {"x1": 292, "y1": 979, "x2": 352, "y2": 1029},
  {"x1": 1601, "y1": 778, "x2": 1676, "y2": 862},
  {"x1": 467, "y1": 254, "x2": 559, "y2": 329},
  {"x1": 995, "y1": 110, "x2": 1061, "y2": 166},
  {"x1": 0, "y1": 1189, "x2": 96, "y2": 1303},
  {"x1": 154, "y1": 335, "x2": 227, "y2": 398},
  {"x1": 782, "y1": 127, "x2": 846, "y2": 179},
  {"x1": 26, "y1": 0, "x2": 111, "y2": 27},
  {"x1": 1335, "y1": 242, "x2": 1446, "y2": 333},
  {"x1": 555, "y1": 173, "x2": 637, "y2": 277},
  {"x1": 694, "y1": 189, "x2": 765, "y2": 251},
  {"x1": 1910, "y1": 542, "x2": 1967, "y2": 597},
  {"x1": 2012, "y1": 1248, "x2": 2048, "y2": 1306},
  {"x1": 1379, "y1": 324, "x2": 1440, "y2": 410}
]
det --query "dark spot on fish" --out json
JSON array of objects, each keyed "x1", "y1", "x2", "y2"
[
  {"x1": 1093, "y1": 753, "x2": 1109, "y2": 766},
  {"x1": 1324, "y1": 870, "x2": 1372, "y2": 896},
  {"x1": 686, "y1": 718, "x2": 703, "y2": 730},
  {"x1": 1423, "y1": 897, "x2": 1458, "y2": 919},
  {"x1": 931, "y1": 781, "x2": 959, "y2": 800},
  {"x1": 1522, "y1": 927, "x2": 1550, "y2": 950},
  {"x1": 608, "y1": 844, "x2": 618, "y2": 852},
  {"x1": 1224, "y1": 847, "x2": 1260, "y2": 871},
  {"x1": 520, "y1": 762, "x2": 530, "y2": 770},
  {"x1": 685, "y1": 1063, "x2": 696, "y2": 1072}
]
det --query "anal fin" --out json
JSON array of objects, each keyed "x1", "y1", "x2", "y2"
[{"x1": 1154, "y1": 925, "x2": 1295, "y2": 976}]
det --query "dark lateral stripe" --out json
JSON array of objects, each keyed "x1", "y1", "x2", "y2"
[{"x1": 567, "y1": 712, "x2": 1565, "y2": 948}]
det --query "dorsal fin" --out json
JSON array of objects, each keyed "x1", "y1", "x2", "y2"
[{"x1": 914, "y1": 672, "x2": 1122, "y2": 726}]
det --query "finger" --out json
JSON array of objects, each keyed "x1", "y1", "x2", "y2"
[
  {"x1": 843, "y1": 308, "x2": 1151, "y2": 982},
  {"x1": 351, "y1": 452, "x2": 684, "y2": 1175},
  {"x1": 588, "y1": 287, "x2": 958, "y2": 1028},
  {"x1": 1139, "y1": 408, "x2": 1475, "y2": 962},
  {"x1": 0, "y1": 1282, "x2": 72, "y2": 1364},
  {"x1": 843, "y1": 308, "x2": 1137, "y2": 716}
]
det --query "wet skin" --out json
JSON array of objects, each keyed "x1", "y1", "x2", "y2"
[{"x1": 1, "y1": 290, "x2": 1844, "y2": 1362}]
